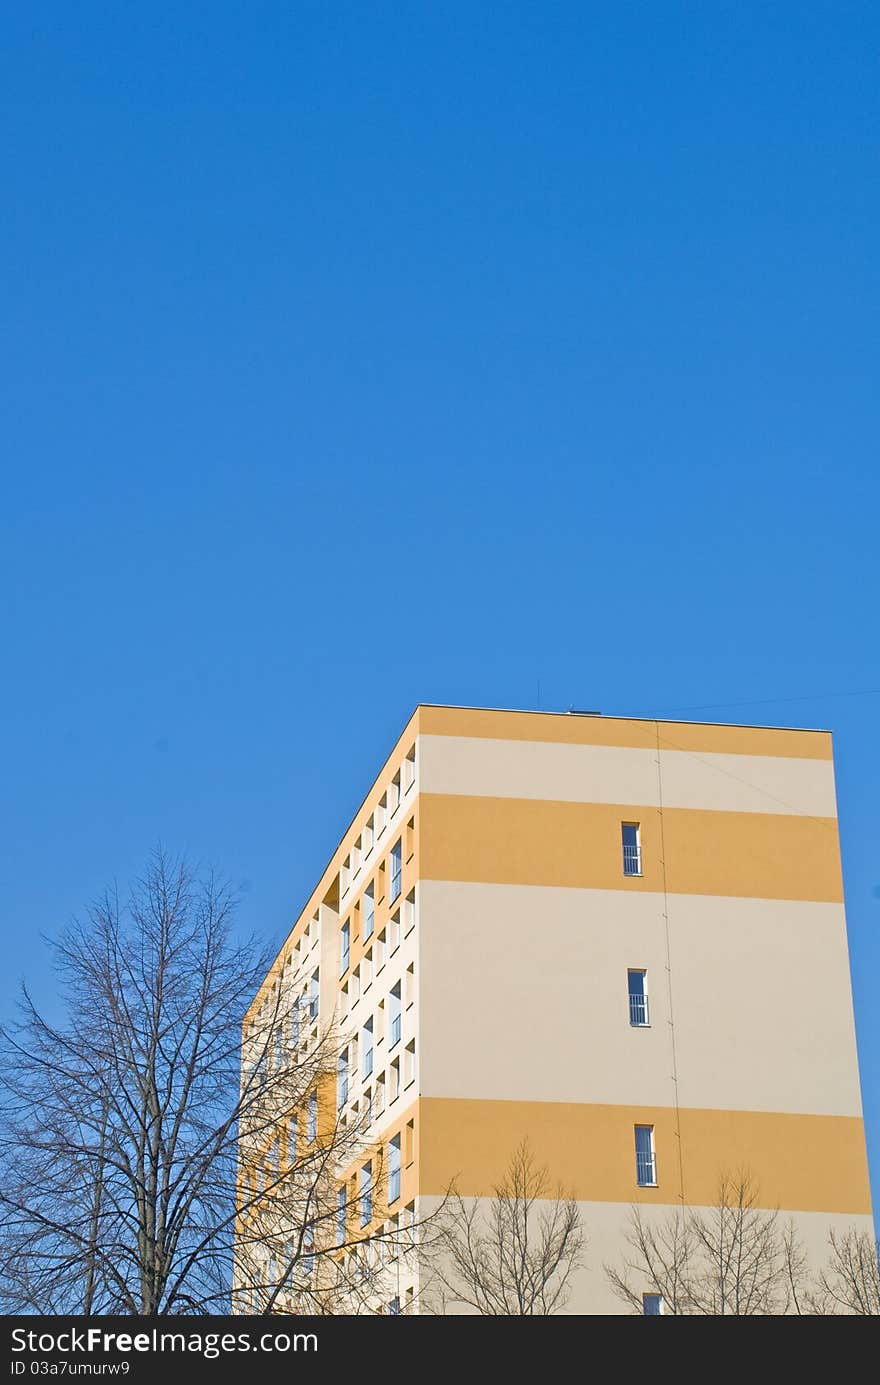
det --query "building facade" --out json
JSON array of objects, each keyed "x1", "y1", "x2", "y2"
[{"x1": 238, "y1": 704, "x2": 873, "y2": 1313}]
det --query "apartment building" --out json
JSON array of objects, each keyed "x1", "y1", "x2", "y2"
[{"x1": 238, "y1": 704, "x2": 873, "y2": 1314}]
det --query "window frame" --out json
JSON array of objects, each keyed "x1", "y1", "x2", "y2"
[
  {"x1": 360, "y1": 1162, "x2": 372, "y2": 1227},
  {"x1": 622, "y1": 822, "x2": 643, "y2": 877},
  {"x1": 628, "y1": 968, "x2": 650, "y2": 1027},
  {"x1": 388, "y1": 1134, "x2": 401, "y2": 1205},
  {"x1": 635, "y1": 1124, "x2": 657, "y2": 1187},
  {"x1": 362, "y1": 1017, "x2": 374, "y2": 1079},
  {"x1": 390, "y1": 838, "x2": 402, "y2": 903}
]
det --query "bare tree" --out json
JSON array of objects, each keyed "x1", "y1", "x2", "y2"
[
  {"x1": 816, "y1": 1227, "x2": 880, "y2": 1315},
  {"x1": 429, "y1": 1140, "x2": 584, "y2": 1315},
  {"x1": 606, "y1": 1171, "x2": 811, "y2": 1315},
  {"x1": 604, "y1": 1200, "x2": 696, "y2": 1315},
  {"x1": 0, "y1": 849, "x2": 426, "y2": 1315}
]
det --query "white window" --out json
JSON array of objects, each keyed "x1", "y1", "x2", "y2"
[
  {"x1": 404, "y1": 745, "x2": 416, "y2": 792},
  {"x1": 388, "y1": 1134, "x2": 401, "y2": 1204},
  {"x1": 360, "y1": 1162, "x2": 372, "y2": 1226},
  {"x1": 622, "y1": 822, "x2": 642, "y2": 876},
  {"x1": 363, "y1": 882, "x2": 374, "y2": 940},
  {"x1": 376, "y1": 930, "x2": 386, "y2": 972},
  {"x1": 341, "y1": 855, "x2": 351, "y2": 896},
  {"x1": 337, "y1": 1049, "x2": 349, "y2": 1109},
  {"x1": 404, "y1": 888, "x2": 416, "y2": 935},
  {"x1": 308, "y1": 969, "x2": 320, "y2": 1024},
  {"x1": 635, "y1": 1125, "x2": 657, "y2": 1186},
  {"x1": 287, "y1": 1115, "x2": 298, "y2": 1166},
  {"x1": 362, "y1": 1018, "x2": 374, "y2": 1079},
  {"x1": 340, "y1": 920, "x2": 350, "y2": 977},
  {"x1": 376, "y1": 1071, "x2": 386, "y2": 1114},
  {"x1": 352, "y1": 965, "x2": 360, "y2": 1002},
  {"x1": 404, "y1": 1039, "x2": 415, "y2": 1088},
  {"x1": 337, "y1": 1185, "x2": 347, "y2": 1246},
  {"x1": 390, "y1": 1057, "x2": 400, "y2": 1102},
  {"x1": 642, "y1": 1292, "x2": 664, "y2": 1315},
  {"x1": 303, "y1": 1224, "x2": 315, "y2": 1277},
  {"x1": 363, "y1": 948, "x2": 373, "y2": 992},
  {"x1": 387, "y1": 1295, "x2": 400, "y2": 1315},
  {"x1": 352, "y1": 836, "x2": 362, "y2": 877},
  {"x1": 390, "y1": 839, "x2": 402, "y2": 903},
  {"x1": 377, "y1": 793, "x2": 387, "y2": 838},
  {"x1": 307, "y1": 1091, "x2": 318, "y2": 1144},
  {"x1": 364, "y1": 815, "x2": 374, "y2": 857},
  {"x1": 389, "y1": 983, "x2": 402, "y2": 1049},
  {"x1": 389, "y1": 909, "x2": 400, "y2": 954},
  {"x1": 405, "y1": 963, "x2": 415, "y2": 1009},
  {"x1": 628, "y1": 970, "x2": 649, "y2": 1026},
  {"x1": 390, "y1": 771, "x2": 401, "y2": 817}
]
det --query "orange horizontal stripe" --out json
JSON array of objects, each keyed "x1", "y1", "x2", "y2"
[
  {"x1": 417, "y1": 1097, "x2": 871, "y2": 1215},
  {"x1": 419, "y1": 794, "x2": 843, "y2": 902},
  {"x1": 418, "y1": 706, "x2": 833, "y2": 760}
]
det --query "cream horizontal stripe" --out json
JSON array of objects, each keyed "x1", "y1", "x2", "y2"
[
  {"x1": 416, "y1": 1194, "x2": 875, "y2": 1315},
  {"x1": 419, "y1": 734, "x2": 838, "y2": 818},
  {"x1": 418, "y1": 881, "x2": 863, "y2": 1117}
]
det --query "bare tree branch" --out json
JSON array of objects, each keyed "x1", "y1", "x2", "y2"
[
  {"x1": 605, "y1": 1170, "x2": 816, "y2": 1315},
  {"x1": 817, "y1": 1227, "x2": 880, "y2": 1315},
  {"x1": 428, "y1": 1140, "x2": 584, "y2": 1315},
  {"x1": 0, "y1": 848, "x2": 435, "y2": 1315}
]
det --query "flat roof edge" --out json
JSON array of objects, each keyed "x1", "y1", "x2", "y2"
[{"x1": 414, "y1": 703, "x2": 833, "y2": 734}]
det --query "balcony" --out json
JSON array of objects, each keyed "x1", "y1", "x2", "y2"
[
  {"x1": 623, "y1": 843, "x2": 642, "y2": 876},
  {"x1": 636, "y1": 1151, "x2": 657, "y2": 1187},
  {"x1": 629, "y1": 993, "x2": 650, "y2": 1027}
]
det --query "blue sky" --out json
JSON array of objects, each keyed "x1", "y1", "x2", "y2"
[{"x1": 2, "y1": 3, "x2": 878, "y2": 1221}]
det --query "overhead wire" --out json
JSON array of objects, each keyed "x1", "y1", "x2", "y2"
[{"x1": 649, "y1": 687, "x2": 880, "y2": 716}]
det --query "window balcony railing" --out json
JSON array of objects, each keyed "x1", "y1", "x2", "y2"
[
  {"x1": 623, "y1": 844, "x2": 642, "y2": 876},
  {"x1": 636, "y1": 1152, "x2": 657, "y2": 1187},
  {"x1": 629, "y1": 993, "x2": 650, "y2": 1027}
]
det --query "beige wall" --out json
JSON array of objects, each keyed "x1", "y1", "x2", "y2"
[
  {"x1": 419, "y1": 733, "x2": 839, "y2": 818},
  {"x1": 416, "y1": 1194, "x2": 875, "y2": 1315},
  {"x1": 418, "y1": 880, "x2": 863, "y2": 1118}
]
